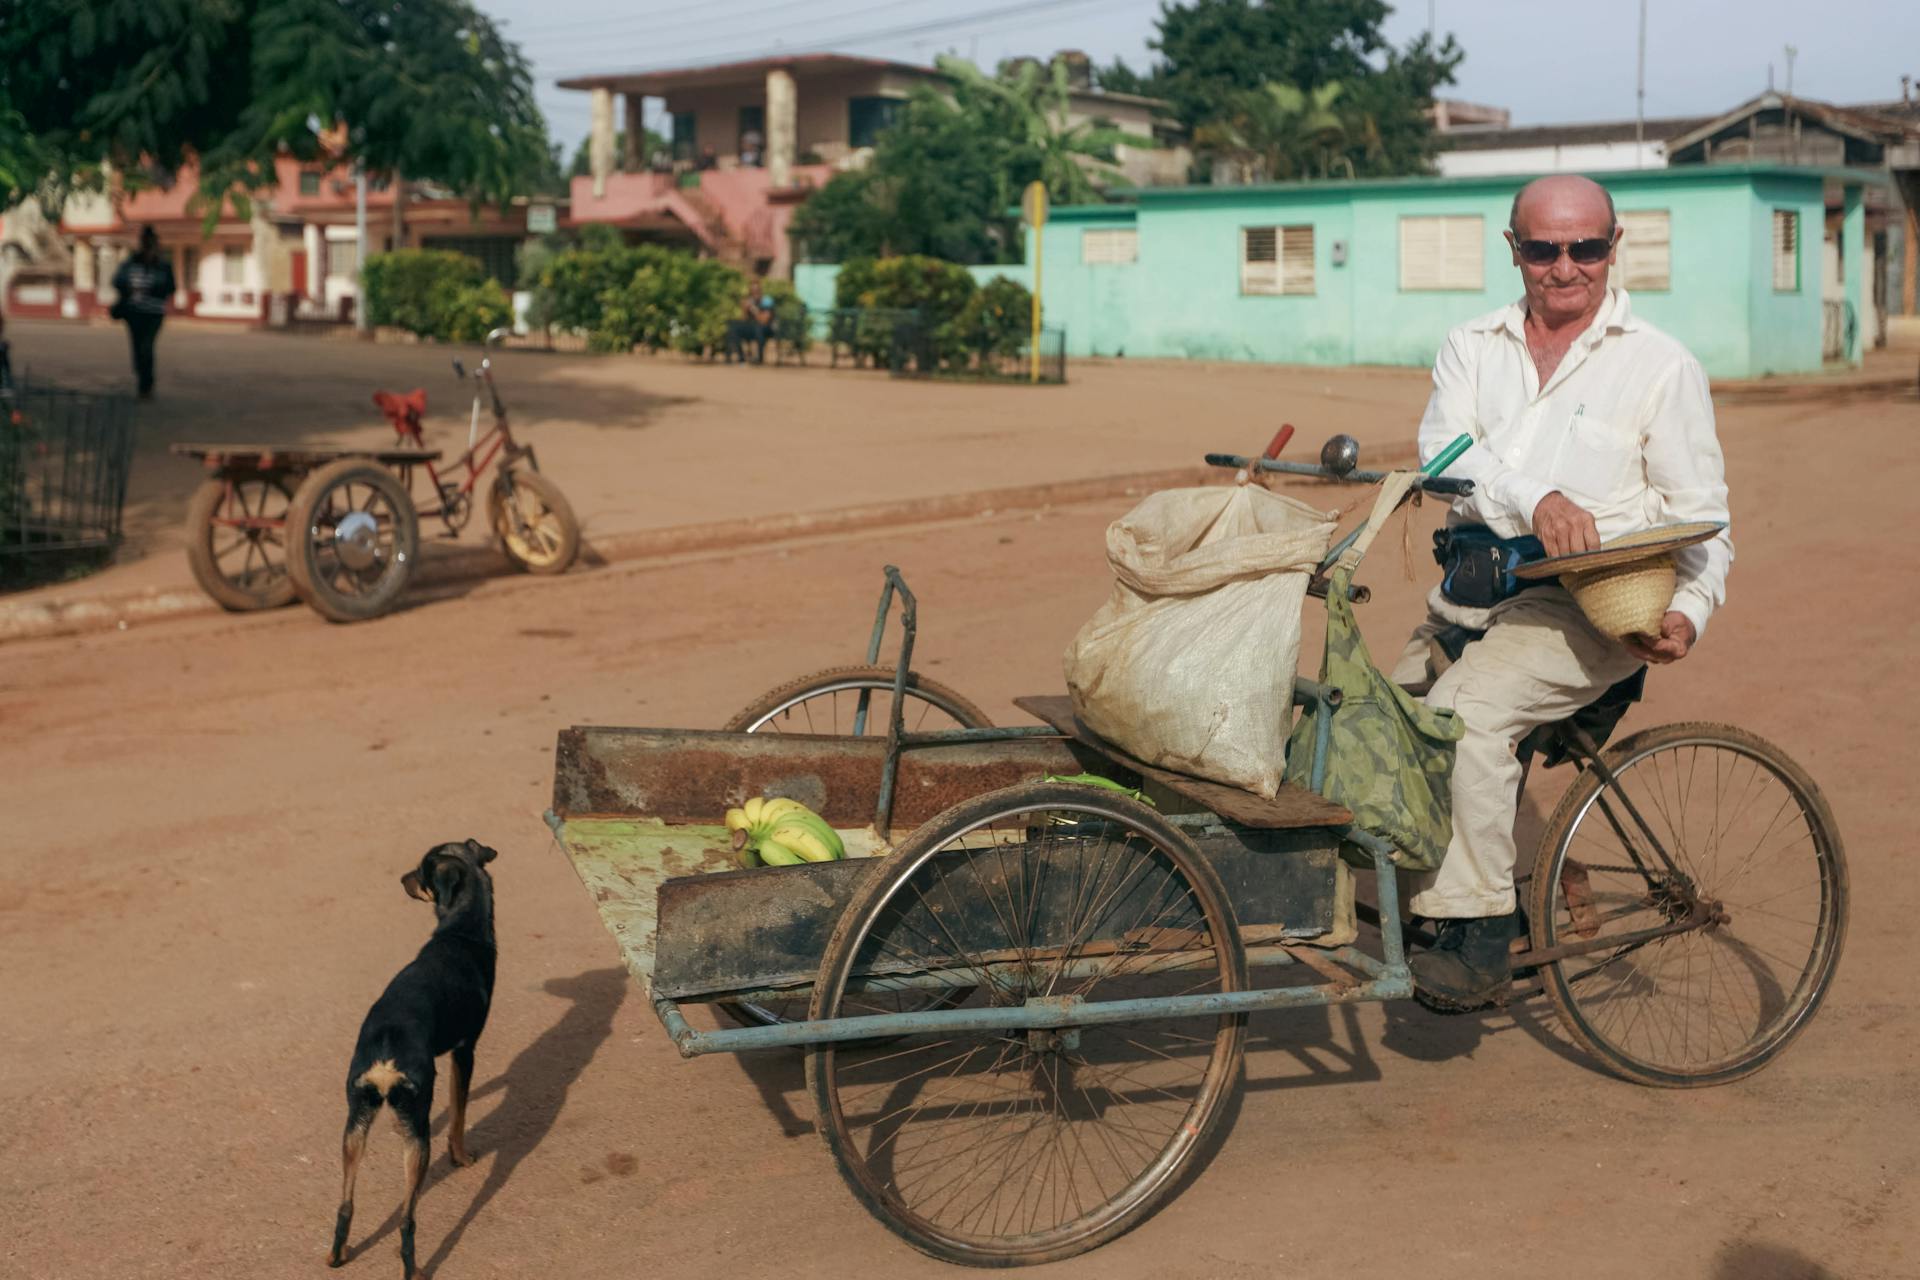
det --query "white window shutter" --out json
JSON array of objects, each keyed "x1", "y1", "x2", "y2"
[
  {"x1": 1399, "y1": 215, "x2": 1482, "y2": 291},
  {"x1": 1279, "y1": 225, "x2": 1315, "y2": 295},
  {"x1": 1082, "y1": 228, "x2": 1138, "y2": 266},
  {"x1": 1772, "y1": 209, "x2": 1799, "y2": 291},
  {"x1": 1617, "y1": 209, "x2": 1671, "y2": 291},
  {"x1": 1241, "y1": 226, "x2": 1280, "y2": 295}
]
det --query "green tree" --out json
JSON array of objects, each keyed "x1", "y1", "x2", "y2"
[
  {"x1": 1193, "y1": 80, "x2": 1363, "y2": 183},
  {"x1": 566, "y1": 129, "x2": 671, "y2": 178},
  {"x1": 1147, "y1": 0, "x2": 1461, "y2": 179},
  {"x1": 0, "y1": 0, "x2": 553, "y2": 209},
  {"x1": 936, "y1": 54, "x2": 1150, "y2": 205},
  {"x1": 789, "y1": 54, "x2": 1150, "y2": 264}
]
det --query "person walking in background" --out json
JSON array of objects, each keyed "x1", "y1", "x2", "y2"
[{"x1": 110, "y1": 225, "x2": 175, "y2": 400}]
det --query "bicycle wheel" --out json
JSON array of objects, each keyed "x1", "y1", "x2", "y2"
[
  {"x1": 808, "y1": 782, "x2": 1247, "y2": 1267},
  {"x1": 488, "y1": 467, "x2": 579, "y2": 575},
  {"x1": 285, "y1": 460, "x2": 420, "y2": 624},
  {"x1": 723, "y1": 665, "x2": 992, "y2": 736},
  {"x1": 1529, "y1": 722, "x2": 1847, "y2": 1088},
  {"x1": 184, "y1": 474, "x2": 297, "y2": 611}
]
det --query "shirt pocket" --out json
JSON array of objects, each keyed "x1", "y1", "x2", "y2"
[{"x1": 1550, "y1": 414, "x2": 1638, "y2": 506}]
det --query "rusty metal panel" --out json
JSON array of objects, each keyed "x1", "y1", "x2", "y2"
[
  {"x1": 551, "y1": 725, "x2": 1108, "y2": 828},
  {"x1": 647, "y1": 823, "x2": 1345, "y2": 1001}
]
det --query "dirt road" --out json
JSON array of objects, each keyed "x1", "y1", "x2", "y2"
[{"x1": 2, "y1": 383, "x2": 1917, "y2": 1280}]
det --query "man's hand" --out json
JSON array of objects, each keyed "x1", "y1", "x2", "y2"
[
  {"x1": 1623, "y1": 612, "x2": 1697, "y2": 665},
  {"x1": 1532, "y1": 491, "x2": 1601, "y2": 558}
]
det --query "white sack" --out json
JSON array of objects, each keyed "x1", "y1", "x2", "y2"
[{"x1": 1064, "y1": 484, "x2": 1336, "y2": 798}]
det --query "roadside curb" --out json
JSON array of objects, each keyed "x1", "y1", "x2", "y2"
[{"x1": 5, "y1": 455, "x2": 1402, "y2": 645}]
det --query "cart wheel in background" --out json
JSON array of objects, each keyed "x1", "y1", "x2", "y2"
[
  {"x1": 184, "y1": 474, "x2": 297, "y2": 611},
  {"x1": 723, "y1": 665, "x2": 992, "y2": 736},
  {"x1": 718, "y1": 664, "x2": 993, "y2": 1030},
  {"x1": 284, "y1": 459, "x2": 420, "y2": 624},
  {"x1": 1528, "y1": 723, "x2": 1847, "y2": 1088},
  {"x1": 489, "y1": 467, "x2": 579, "y2": 575},
  {"x1": 808, "y1": 782, "x2": 1247, "y2": 1267}
]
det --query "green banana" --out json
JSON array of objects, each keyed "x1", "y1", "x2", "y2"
[
  {"x1": 757, "y1": 838, "x2": 807, "y2": 866},
  {"x1": 768, "y1": 821, "x2": 836, "y2": 863},
  {"x1": 725, "y1": 806, "x2": 752, "y2": 833},
  {"x1": 769, "y1": 811, "x2": 844, "y2": 860}
]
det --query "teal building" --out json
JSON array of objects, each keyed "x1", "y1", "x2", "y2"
[{"x1": 797, "y1": 164, "x2": 1887, "y2": 379}]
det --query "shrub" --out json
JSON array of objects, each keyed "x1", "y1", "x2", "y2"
[
  {"x1": 833, "y1": 255, "x2": 978, "y2": 368},
  {"x1": 362, "y1": 250, "x2": 503, "y2": 340},
  {"x1": 953, "y1": 276, "x2": 1033, "y2": 363}
]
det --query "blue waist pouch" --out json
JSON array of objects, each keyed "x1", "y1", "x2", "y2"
[{"x1": 1434, "y1": 524, "x2": 1546, "y2": 608}]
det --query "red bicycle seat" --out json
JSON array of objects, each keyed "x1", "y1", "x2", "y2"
[{"x1": 372, "y1": 389, "x2": 428, "y2": 438}]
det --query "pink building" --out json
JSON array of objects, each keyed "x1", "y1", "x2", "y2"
[{"x1": 561, "y1": 51, "x2": 1180, "y2": 277}]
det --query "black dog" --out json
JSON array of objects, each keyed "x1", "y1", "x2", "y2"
[{"x1": 329, "y1": 839, "x2": 498, "y2": 1278}]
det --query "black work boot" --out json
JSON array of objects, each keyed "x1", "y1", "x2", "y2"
[{"x1": 1411, "y1": 911, "x2": 1523, "y2": 1012}]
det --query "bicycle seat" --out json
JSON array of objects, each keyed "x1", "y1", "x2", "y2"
[{"x1": 372, "y1": 389, "x2": 428, "y2": 437}]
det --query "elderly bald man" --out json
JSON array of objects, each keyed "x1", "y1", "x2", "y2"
[{"x1": 1394, "y1": 174, "x2": 1734, "y2": 1009}]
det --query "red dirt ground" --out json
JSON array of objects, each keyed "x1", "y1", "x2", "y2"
[{"x1": 1, "y1": 354, "x2": 1916, "y2": 1279}]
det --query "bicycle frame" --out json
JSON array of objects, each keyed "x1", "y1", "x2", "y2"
[{"x1": 390, "y1": 354, "x2": 541, "y2": 535}]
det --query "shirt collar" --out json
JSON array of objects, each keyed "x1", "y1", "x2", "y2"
[{"x1": 1476, "y1": 287, "x2": 1642, "y2": 342}]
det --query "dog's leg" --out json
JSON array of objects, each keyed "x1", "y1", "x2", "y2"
[
  {"x1": 396, "y1": 1095, "x2": 431, "y2": 1280},
  {"x1": 328, "y1": 1104, "x2": 374, "y2": 1267},
  {"x1": 447, "y1": 1045, "x2": 475, "y2": 1168}
]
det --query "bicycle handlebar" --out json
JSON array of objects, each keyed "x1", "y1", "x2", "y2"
[{"x1": 1204, "y1": 452, "x2": 1475, "y2": 497}]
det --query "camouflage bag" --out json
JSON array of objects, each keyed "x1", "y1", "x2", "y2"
[{"x1": 1284, "y1": 564, "x2": 1463, "y2": 871}]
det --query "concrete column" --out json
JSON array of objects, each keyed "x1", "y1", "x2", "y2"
[
  {"x1": 624, "y1": 94, "x2": 643, "y2": 171},
  {"x1": 767, "y1": 68, "x2": 796, "y2": 189},
  {"x1": 73, "y1": 236, "x2": 95, "y2": 292},
  {"x1": 1842, "y1": 185, "x2": 1865, "y2": 365},
  {"x1": 303, "y1": 223, "x2": 323, "y2": 300},
  {"x1": 590, "y1": 87, "x2": 615, "y2": 197},
  {"x1": 172, "y1": 244, "x2": 190, "y2": 308},
  {"x1": 1903, "y1": 198, "x2": 1917, "y2": 316}
]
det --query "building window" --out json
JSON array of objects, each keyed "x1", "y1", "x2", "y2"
[
  {"x1": 326, "y1": 240, "x2": 359, "y2": 280},
  {"x1": 1241, "y1": 225, "x2": 1314, "y2": 295},
  {"x1": 421, "y1": 237, "x2": 517, "y2": 287},
  {"x1": 1399, "y1": 214, "x2": 1484, "y2": 291},
  {"x1": 299, "y1": 170, "x2": 322, "y2": 196},
  {"x1": 848, "y1": 96, "x2": 902, "y2": 149},
  {"x1": 1772, "y1": 209, "x2": 1800, "y2": 292},
  {"x1": 1082, "y1": 228, "x2": 1139, "y2": 265},
  {"x1": 221, "y1": 248, "x2": 247, "y2": 286},
  {"x1": 1616, "y1": 209, "x2": 1671, "y2": 292}
]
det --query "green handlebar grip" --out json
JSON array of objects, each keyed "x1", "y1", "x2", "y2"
[{"x1": 1423, "y1": 432, "x2": 1473, "y2": 477}]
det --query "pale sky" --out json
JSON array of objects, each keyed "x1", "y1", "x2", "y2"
[{"x1": 477, "y1": 0, "x2": 1920, "y2": 154}]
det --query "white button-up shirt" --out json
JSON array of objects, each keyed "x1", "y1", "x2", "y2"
[{"x1": 1417, "y1": 287, "x2": 1733, "y2": 639}]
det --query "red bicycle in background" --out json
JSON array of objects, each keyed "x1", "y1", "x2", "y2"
[{"x1": 173, "y1": 331, "x2": 580, "y2": 622}]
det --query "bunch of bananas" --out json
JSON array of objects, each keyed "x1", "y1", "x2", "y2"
[{"x1": 725, "y1": 797, "x2": 846, "y2": 868}]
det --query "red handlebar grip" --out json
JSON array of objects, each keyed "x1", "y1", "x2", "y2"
[{"x1": 1263, "y1": 424, "x2": 1295, "y2": 460}]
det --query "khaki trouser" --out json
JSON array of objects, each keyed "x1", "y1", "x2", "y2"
[{"x1": 1389, "y1": 587, "x2": 1643, "y2": 919}]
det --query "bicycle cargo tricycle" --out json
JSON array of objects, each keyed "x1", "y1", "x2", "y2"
[
  {"x1": 171, "y1": 337, "x2": 577, "y2": 622},
  {"x1": 547, "y1": 436, "x2": 1846, "y2": 1267}
]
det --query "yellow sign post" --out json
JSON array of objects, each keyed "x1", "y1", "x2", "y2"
[{"x1": 1020, "y1": 180, "x2": 1048, "y2": 383}]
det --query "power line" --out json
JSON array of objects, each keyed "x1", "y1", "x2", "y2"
[
  {"x1": 544, "y1": 0, "x2": 1144, "y2": 79},
  {"x1": 511, "y1": 0, "x2": 948, "y2": 55}
]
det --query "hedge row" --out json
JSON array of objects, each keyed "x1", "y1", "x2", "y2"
[
  {"x1": 361, "y1": 250, "x2": 511, "y2": 343},
  {"x1": 833, "y1": 256, "x2": 1033, "y2": 370}
]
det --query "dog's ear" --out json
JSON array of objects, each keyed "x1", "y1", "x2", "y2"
[
  {"x1": 465, "y1": 838, "x2": 497, "y2": 866},
  {"x1": 401, "y1": 869, "x2": 433, "y2": 903},
  {"x1": 429, "y1": 854, "x2": 468, "y2": 907}
]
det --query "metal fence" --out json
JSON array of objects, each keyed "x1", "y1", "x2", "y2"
[
  {"x1": 1, "y1": 378, "x2": 136, "y2": 584},
  {"x1": 886, "y1": 315, "x2": 1068, "y2": 385}
]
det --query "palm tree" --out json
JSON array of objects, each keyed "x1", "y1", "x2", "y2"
[
  {"x1": 935, "y1": 54, "x2": 1153, "y2": 204},
  {"x1": 1195, "y1": 80, "x2": 1369, "y2": 184}
]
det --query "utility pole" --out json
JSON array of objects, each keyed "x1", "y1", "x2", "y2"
[{"x1": 1635, "y1": 0, "x2": 1647, "y2": 165}]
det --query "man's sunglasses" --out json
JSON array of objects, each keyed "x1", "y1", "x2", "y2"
[{"x1": 1512, "y1": 233, "x2": 1616, "y2": 266}]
